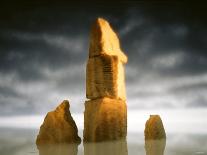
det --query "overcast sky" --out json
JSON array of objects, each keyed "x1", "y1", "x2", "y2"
[{"x1": 0, "y1": 1, "x2": 207, "y2": 115}]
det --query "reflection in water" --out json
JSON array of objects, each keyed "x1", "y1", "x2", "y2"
[
  {"x1": 145, "y1": 139, "x2": 166, "y2": 155},
  {"x1": 37, "y1": 144, "x2": 79, "y2": 155},
  {"x1": 36, "y1": 137, "x2": 167, "y2": 155},
  {"x1": 84, "y1": 139, "x2": 128, "y2": 155},
  {"x1": 37, "y1": 139, "x2": 128, "y2": 155}
]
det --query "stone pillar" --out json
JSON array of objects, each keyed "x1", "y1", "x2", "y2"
[{"x1": 84, "y1": 18, "x2": 128, "y2": 142}]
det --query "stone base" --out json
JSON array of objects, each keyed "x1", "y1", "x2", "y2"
[{"x1": 83, "y1": 97, "x2": 127, "y2": 142}]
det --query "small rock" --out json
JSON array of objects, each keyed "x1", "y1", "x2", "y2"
[
  {"x1": 144, "y1": 115, "x2": 166, "y2": 140},
  {"x1": 144, "y1": 115, "x2": 166, "y2": 155},
  {"x1": 36, "y1": 100, "x2": 81, "y2": 149}
]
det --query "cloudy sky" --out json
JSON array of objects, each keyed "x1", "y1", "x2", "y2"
[{"x1": 0, "y1": 1, "x2": 207, "y2": 115}]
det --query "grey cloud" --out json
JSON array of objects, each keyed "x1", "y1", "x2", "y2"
[
  {"x1": 0, "y1": 3, "x2": 207, "y2": 115},
  {"x1": 188, "y1": 96, "x2": 207, "y2": 108},
  {"x1": 0, "y1": 65, "x2": 85, "y2": 115},
  {"x1": 117, "y1": 8, "x2": 207, "y2": 78},
  {"x1": 0, "y1": 31, "x2": 88, "y2": 82}
]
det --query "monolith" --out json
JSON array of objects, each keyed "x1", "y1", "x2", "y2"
[{"x1": 84, "y1": 18, "x2": 128, "y2": 142}]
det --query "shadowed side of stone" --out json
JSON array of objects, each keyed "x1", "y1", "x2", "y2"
[
  {"x1": 144, "y1": 115, "x2": 166, "y2": 155},
  {"x1": 36, "y1": 100, "x2": 81, "y2": 150}
]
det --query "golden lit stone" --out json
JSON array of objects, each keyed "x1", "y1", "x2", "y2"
[
  {"x1": 144, "y1": 115, "x2": 166, "y2": 155},
  {"x1": 86, "y1": 55, "x2": 126, "y2": 100},
  {"x1": 84, "y1": 17, "x2": 128, "y2": 142},
  {"x1": 89, "y1": 18, "x2": 127, "y2": 63},
  {"x1": 84, "y1": 97, "x2": 127, "y2": 142},
  {"x1": 36, "y1": 100, "x2": 81, "y2": 149},
  {"x1": 144, "y1": 115, "x2": 166, "y2": 140}
]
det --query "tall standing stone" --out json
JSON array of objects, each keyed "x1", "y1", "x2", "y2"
[{"x1": 84, "y1": 18, "x2": 128, "y2": 142}]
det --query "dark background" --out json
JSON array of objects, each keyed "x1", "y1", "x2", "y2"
[{"x1": 0, "y1": 1, "x2": 207, "y2": 115}]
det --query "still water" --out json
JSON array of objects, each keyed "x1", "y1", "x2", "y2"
[
  {"x1": 0, "y1": 129, "x2": 207, "y2": 155},
  {"x1": 0, "y1": 109, "x2": 207, "y2": 155}
]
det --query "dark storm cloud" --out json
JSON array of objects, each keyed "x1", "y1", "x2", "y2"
[
  {"x1": 0, "y1": 31, "x2": 88, "y2": 81},
  {"x1": 0, "y1": 2, "x2": 207, "y2": 115},
  {"x1": 118, "y1": 8, "x2": 207, "y2": 77}
]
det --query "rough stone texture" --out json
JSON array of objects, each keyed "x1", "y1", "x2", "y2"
[
  {"x1": 89, "y1": 18, "x2": 127, "y2": 63},
  {"x1": 84, "y1": 17, "x2": 128, "y2": 142},
  {"x1": 84, "y1": 98, "x2": 127, "y2": 142},
  {"x1": 36, "y1": 100, "x2": 81, "y2": 149},
  {"x1": 144, "y1": 115, "x2": 166, "y2": 155},
  {"x1": 144, "y1": 115, "x2": 166, "y2": 140},
  {"x1": 86, "y1": 55, "x2": 126, "y2": 100},
  {"x1": 86, "y1": 18, "x2": 127, "y2": 101}
]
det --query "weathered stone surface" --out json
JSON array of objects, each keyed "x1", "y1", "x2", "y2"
[
  {"x1": 84, "y1": 18, "x2": 128, "y2": 142},
  {"x1": 89, "y1": 18, "x2": 127, "y2": 63},
  {"x1": 86, "y1": 55, "x2": 126, "y2": 100},
  {"x1": 83, "y1": 97, "x2": 127, "y2": 142},
  {"x1": 36, "y1": 100, "x2": 81, "y2": 149},
  {"x1": 144, "y1": 115, "x2": 166, "y2": 140},
  {"x1": 144, "y1": 115, "x2": 166, "y2": 155}
]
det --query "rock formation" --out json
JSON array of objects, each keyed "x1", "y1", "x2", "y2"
[
  {"x1": 86, "y1": 18, "x2": 127, "y2": 100},
  {"x1": 84, "y1": 18, "x2": 128, "y2": 142},
  {"x1": 144, "y1": 115, "x2": 166, "y2": 155},
  {"x1": 36, "y1": 100, "x2": 81, "y2": 150},
  {"x1": 145, "y1": 115, "x2": 166, "y2": 140}
]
